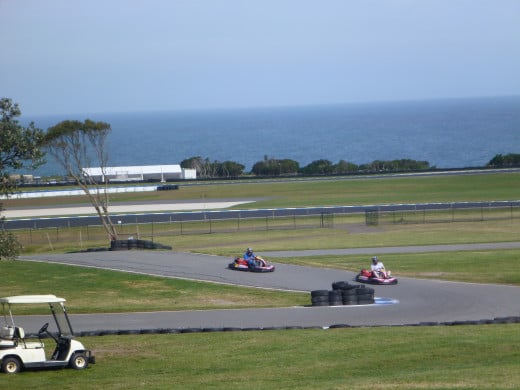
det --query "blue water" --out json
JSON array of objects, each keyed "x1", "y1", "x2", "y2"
[{"x1": 21, "y1": 96, "x2": 520, "y2": 177}]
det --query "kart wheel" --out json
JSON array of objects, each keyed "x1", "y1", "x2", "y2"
[
  {"x1": 2, "y1": 357, "x2": 22, "y2": 374},
  {"x1": 70, "y1": 352, "x2": 89, "y2": 370}
]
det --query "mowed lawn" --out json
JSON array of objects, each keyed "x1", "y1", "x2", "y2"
[{"x1": 3, "y1": 326, "x2": 519, "y2": 389}]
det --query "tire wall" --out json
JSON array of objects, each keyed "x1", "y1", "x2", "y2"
[{"x1": 311, "y1": 282, "x2": 375, "y2": 307}]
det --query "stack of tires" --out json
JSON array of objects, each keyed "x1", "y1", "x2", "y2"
[
  {"x1": 310, "y1": 290, "x2": 330, "y2": 306},
  {"x1": 110, "y1": 239, "x2": 172, "y2": 251},
  {"x1": 310, "y1": 281, "x2": 375, "y2": 306},
  {"x1": 355, "y1": 286, "x2": 375, "y2": 305}
]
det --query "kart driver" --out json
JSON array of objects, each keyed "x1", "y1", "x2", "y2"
[
  {"x1": 243, "y1": 247, "x2": 258, "y2": 268},
  {"x1": 370, "y1": 256, "x2": 387, "y2": 278}
]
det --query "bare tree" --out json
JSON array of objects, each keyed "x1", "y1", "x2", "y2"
[{"x1": 44, "y1": 119, "x2": 119, "y2": 241}]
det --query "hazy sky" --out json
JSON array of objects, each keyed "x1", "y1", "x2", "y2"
[{"x1": 1, "y1": 0, "x2": 519, "y2": 116}]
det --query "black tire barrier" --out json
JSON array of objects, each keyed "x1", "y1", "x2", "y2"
[
  {"x1": 222, "y1": 327, "x2": 242, "y2": 332},
  {"x1": 110, "y1": 239, "x2": 172, "y2": 251},
  {"x1": 311, "y1": 296, "x2": 330, "y2": 306},
  {"x1": 118, "y1": 329, "x2": 140, "y2": 335},
  {"x1": 328, "y1": 290, "x2": 343, "y2": 306},
  {"x1": 329, "y1": 324, "x2": 352, "y2": 329},
  {"x1": 202, "y1": 327, "x2": 223, "y2": 332},
  {"x1": 332, "y1": 281, "x2": 353, "y2": 290},
  {"x1": 73, "y1": 315, "x2": 520, "y2": 338},
  {"x1": 332, "y1": 281, "x2": 357, "y2": 291},
  {"x1": 180, "y1": 328, "x2": 203, "y2": 333},
  {"x1": 157, "y1": 184, "x2": 179, "y2": 191},
  {"x1": 311, "y1": 282, "x2": 377, "y2": 307},
  {"x1": 311, "y1": 290, "x2": 329, "y2": 297},
  {"x1": 261, "y1": 326, "x2": 286, "y2": 331}
]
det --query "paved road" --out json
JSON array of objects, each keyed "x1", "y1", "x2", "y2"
[{"x1": 16, "y1": 243, "x2": 520, "y2": 333}]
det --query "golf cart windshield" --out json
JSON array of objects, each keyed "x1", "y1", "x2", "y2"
[{"x1": 49, "y1": 302, "x2": 73, "y2": 337}]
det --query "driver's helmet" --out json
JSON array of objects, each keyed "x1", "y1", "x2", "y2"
[
  {"x1": 372, "y1": 256, "x2": 378, "y2": 263},
  {"x1": 246, "y1": 248, "x2": 253, "y2": 254}
]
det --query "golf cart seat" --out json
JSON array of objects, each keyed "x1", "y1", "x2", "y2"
[
  {"x1": 0, "y1": 326, "x2": 16, "y2": 349},
  {"x1": 1, "y1": 326, "x2": 14, "y2": 339},
  {"x1": 13, "y1": 327, "x2": 44, "y2": 349}
]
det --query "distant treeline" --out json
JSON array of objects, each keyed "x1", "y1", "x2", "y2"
[{"x1": 181, "y1": 153, "x2": 520, "y2": 178}]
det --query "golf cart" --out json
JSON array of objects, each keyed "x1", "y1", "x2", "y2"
[{"x1": 0, "y1": 295, "x2": 95, "y2": 374}]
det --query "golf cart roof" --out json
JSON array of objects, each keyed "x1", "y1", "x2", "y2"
[{"x1": 0, "y1": 295, "x2": 66, "y2": 304}]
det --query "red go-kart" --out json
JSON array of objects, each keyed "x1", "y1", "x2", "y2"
[
  {"x1": 228, "y1": 256, "x2": 275, "y2": 272},
  {"x1": 356, "y1": 269, "x2": 398, "y2": 285}
]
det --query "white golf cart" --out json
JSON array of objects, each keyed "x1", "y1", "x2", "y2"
[{"x1": 0, "y1": 295, "x2": 95, "y2": 374}]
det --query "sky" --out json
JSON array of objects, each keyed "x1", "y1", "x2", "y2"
[{"x1": 1, "y1": 0, "x2": 519, "y2": 116}]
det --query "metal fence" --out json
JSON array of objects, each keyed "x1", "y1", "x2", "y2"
[
  {"x1": 13, "y1": 213, "x2": 336, "y2": 249},
  {"x1": 366, "y1": 203, "x2": 520, "y2": 225},
  {"x1": 11, "y1": 203, "x2": 520, "y2": 249}
]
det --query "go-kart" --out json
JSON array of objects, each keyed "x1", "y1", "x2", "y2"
[
  {"x1": 228, "y1": 256, "x2": 275, "y2": 272},
  {"x1": 355, "y1": 269, "x2": 398, "y2": 285}
]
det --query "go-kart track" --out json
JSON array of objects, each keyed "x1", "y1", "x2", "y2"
[{"x1": 17, "y1": 246, "x2": 520, "y2": 334}]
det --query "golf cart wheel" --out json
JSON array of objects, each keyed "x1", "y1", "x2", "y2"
[
  {"x1": 2, "y1": 356, "x2": 22, "y2": 374},
  {"x1": 70, "y1": 352, "x2": 89, "y2": 370}
]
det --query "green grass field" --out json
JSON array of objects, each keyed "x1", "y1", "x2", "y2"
[
  {"x1": 2, "y1": 171, "x2": 520, "y2": 388},
  {"x1": 4, "y1": 171, "x2": 519, "y2": 210},
  {"x1": 3, "y1": 326, "x2": 519, "y2": 389}
]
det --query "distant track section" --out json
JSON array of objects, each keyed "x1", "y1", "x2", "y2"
[{"x1": 3, "y1": 200, "x2": 519, "y2": 229}]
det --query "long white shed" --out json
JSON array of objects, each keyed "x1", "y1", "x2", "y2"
[{"x1": 82, "y1": 165, "x2": 196, "y2": 182}]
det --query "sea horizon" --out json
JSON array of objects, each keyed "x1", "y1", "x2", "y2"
[{"x1": 19, "y1": 95, "x2": 520, "y2": 177}]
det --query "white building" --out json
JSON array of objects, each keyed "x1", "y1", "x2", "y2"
[{"x1": 82, "y1": 165, "x2": 196, "y2": 182}]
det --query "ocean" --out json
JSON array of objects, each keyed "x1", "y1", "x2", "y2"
[{"x1": 21, "y1": 96, "x2": 520, "y2": 177}]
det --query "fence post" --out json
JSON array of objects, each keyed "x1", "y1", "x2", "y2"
[
  {"x1": 451, "y1": 204, "x2": 455, "y2": 222},
  {"x1": 365, "y1": 209, "x2": 379, "y2": 226}
]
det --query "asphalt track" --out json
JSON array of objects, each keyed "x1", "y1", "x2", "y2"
[{"x1": 16, "y1": 243, "x2": 520, "y2": 333}]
